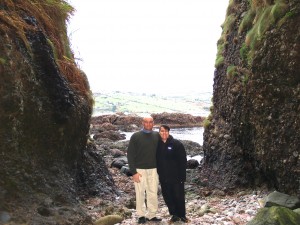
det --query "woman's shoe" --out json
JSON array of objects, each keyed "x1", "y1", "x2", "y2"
[
  {"x1": 168, "y1": 215, "x2": 180, "y2": 224},
  {"x1": 149, "y1": 217, "x2": 162, "y2": 222},
  {"x1": 180, "y1": 217, "x2": 190, "y2": 223}
]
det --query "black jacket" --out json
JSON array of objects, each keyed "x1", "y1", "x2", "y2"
[{"x1": 156, "y1": 135, "x2": 187, "y2": 183}]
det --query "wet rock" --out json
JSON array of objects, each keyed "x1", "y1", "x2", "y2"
[
  {"x1": 111, "y1": 156, "x2": 128, "y2": 169},
  {"x1": 110, "y1": 148, "x2": 125, "y2": 158},
  {"x1": 92, "y1": 112, "x2": 204, "y2": 132},
  {"x1": 120, "y1": 166, "x2": 133, "y2": 177},
  {"x1": 93, "y1": 130, "x2": 126, "y2": 141},
  {"x1": 77, "y1": 142, "x2": 116, "y2": 197},
  {"x1": 93, "y1": 122, "x2": 117, "y2": 132},
  {"x1": 152, "y1": 112, "x2": 204, "y2": 127},
  {"x1": 187, "y1": 159, "x2": 199, "y2": 169},
  {"x1": 203, "y1": 0, "x2": 300, "y2": 196},
  {"x1": 37, "y1": 206, "x2": 52, "y2": 217},
  {"x1": 181, "y1": 140, "x2": 203, "y2": 156}
]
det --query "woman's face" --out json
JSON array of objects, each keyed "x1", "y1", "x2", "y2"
[{"x1": 159, "y1": 127, "x2": 169, "y2": 142}]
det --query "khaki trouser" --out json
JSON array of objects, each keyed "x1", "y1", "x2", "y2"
[{"x1": 134, "y1": 168, "x2": 159, "y2": 219}]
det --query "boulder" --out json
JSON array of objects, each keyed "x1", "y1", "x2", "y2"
[
  {"x1": 120, "y1": 166, "x2": 133, "y2": 177},
  {"x1": 246, "y1": 206, "x2": 300, "y2": 225},
  {"x1": 187, "y1": 159, "x2": 199, "y2": 169},
  {"x1": 110, "y1": 148, "x2": 126, "y2": 158},
  {"x1": 111, "y1": 156, "x2": 128, "y2": 169},
  {"x1": 152, "y1": 112, "x2": 204, "y2": 127},
  {"x1": 93, "y1": 131, "x2": 126, "y2": 141},
  {"x1": 94, "y1": 215, "x2": 123, "y2": 225},
  {"x1": 264, "y1": 191, "x2": 300, "y2": 210}
]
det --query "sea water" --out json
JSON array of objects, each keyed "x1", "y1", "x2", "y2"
[
  {"x1": 122, "y1": 127, "x2": 204, "y2": 145},
  {"x1": 122, "y1": 127, "x2": 204, "y2": 163}
]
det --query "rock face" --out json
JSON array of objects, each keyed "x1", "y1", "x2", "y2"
[
  {"x1": 203, "y1": 0, "x2": 300, "y2": 195},
  {"x1": 0, "y1": 1, "x2": 115, "y2": 223},
  {"x1": 152, "y1": 112, "x2": 204, "y2": 127},
  {"x1": 91, "y1": 112, "x2": 204, "y2": 133},
  {"x1": 1, "y1": 0, "x2": 299, "y2": 223}
]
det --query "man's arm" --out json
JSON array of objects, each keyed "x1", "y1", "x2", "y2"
[{"x1": 127, "y1": 133, "x2": 138, "y2": 175}]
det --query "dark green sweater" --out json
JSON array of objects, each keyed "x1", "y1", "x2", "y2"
[{"x1": 127, "y1": 130, "x2": 159, "y2": 175}]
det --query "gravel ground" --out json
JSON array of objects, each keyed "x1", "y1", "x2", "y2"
[
  {"x1": 119, "y1": 188, "x2": 265, "y2": 225},
  {"x1": 84, "y1": 156, "x2": 268, "y2": 225}
]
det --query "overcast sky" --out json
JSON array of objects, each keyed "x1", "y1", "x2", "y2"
[{"x1": 67, "y1": 0, "x2": 228, "y2": 94}]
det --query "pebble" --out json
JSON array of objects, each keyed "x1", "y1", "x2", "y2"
[
  {"x1": 118, "y1": 187, "x2": 265, "y2": 225},
  {"x1": 88, "y1": 162, "x2": 267, "y2": 225},
  {"x1": 0, "y1": 211, "x2": 11, "y2": 223}
]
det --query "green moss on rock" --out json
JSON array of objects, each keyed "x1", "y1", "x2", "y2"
[
  {"x1": 94, "y1": 215, "x2": 123, "y2": 225},
  {"x1": 247, "y1": 206, "x2": 300, "y2": 225}
]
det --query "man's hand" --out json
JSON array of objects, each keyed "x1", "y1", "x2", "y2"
[{"x1": 132, "y1": 173, "x2": 142, "y2": 183}]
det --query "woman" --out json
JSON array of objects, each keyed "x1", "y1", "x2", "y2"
[{"x1": 156, "y1": 124, "x2": 190, "y2": 223}]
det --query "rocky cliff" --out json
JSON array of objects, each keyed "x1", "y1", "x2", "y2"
[
  {"x1": 203, "y1": 0, "x2": 299, "y2": 196},
  {"x1": 0, "y1": 1, "x2": 115, "y2": 224},
  {"x1": 1, "y1": 0, "x2": 300, "y2": 223}
]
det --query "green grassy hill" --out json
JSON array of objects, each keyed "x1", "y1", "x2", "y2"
[{"x1": 93, "y1": 91, "x2": 212, "y2": 116}]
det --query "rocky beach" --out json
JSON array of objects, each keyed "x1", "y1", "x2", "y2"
[
  {"x1": 90, "y1": 160, "x2": 267, "y2": 225},
  {"x1": 1, "y1": 112, "x2": 298, "y2": 225},
  {"x1": 85, "y1": 113, "x2": 270, "y2": 225},
  {"x1": 1, "y1": 1, "x2": 300, "y2": 224}
]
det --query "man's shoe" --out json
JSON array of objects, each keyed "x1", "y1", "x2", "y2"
[
  {"x1": 168, "y1": 215, "x2": 180, "y2": 224},
  {"x1": 180, "y1": 217, "x2": 190, "y2": 223},
  {"x1": 149, "y1": 217, "x2": 162, "y2": 222},
  {"x1": 138, "y1": 216, "x2": 147, "y2": 224}
]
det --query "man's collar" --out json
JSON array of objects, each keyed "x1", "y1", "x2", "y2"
[{"x1": 142, "y1": 129, "x2": 152, "y2": 133}]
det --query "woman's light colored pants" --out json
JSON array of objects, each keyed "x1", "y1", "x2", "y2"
[{"x1": 134, "y1": 168, "x2": 159, "y2": 219}]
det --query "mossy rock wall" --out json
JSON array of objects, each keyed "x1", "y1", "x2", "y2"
[
  {"x1": 0, "y1": 0, "x2": 92, "y2": 176},
  {"x1": 0, "y1": 1, "x2": 98, "y2": 223},
  {"x1": 203, "y1": 0, "x2": 300, "y2": 195}
]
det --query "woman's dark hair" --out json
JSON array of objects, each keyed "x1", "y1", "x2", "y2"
[{"x1": 159, "y1": 124, "x2": 170, "y2": 131}]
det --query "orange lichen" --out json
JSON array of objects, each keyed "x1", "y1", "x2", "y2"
[{"x1": 0, "y1": 0, "x2": 91, "y2": 100}]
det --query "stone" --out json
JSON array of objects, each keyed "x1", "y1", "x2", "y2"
[
  {"x1": 94, "y1": 215, "x2": 123, "y2": 225},
  {"x1": 264, "y1": 191, "x2": 300, "y2": 209},
  {"x1": 187, "y1": 159, "x2": 199, "y2": 169},
  {"x1": 110, "y1": 148, "x2": 125, "y2": 158},
  {"x1": 246, "y1": 206, "x2": 300, "y2": 225},
  {"x1": 111, "y1": 157, "x2": 128, "y2": 169},
  {"x1": 0, "y1": 211, "x2": 10, "y2": 223},
  {"x1": 120, "y1": 166, "x2": 133, "y2": 176}
]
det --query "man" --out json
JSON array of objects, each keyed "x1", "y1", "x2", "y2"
[
  {"x1": 156, "y1": 124, "x2": 189, "y2": 223},
  {"x1": 127, "y1": 116, "x2": 162, "y2": 224}
]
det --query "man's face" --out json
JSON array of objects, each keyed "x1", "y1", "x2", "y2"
[{"x1": 142, "y1": 118, "x2": 154, "y2": 131}]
